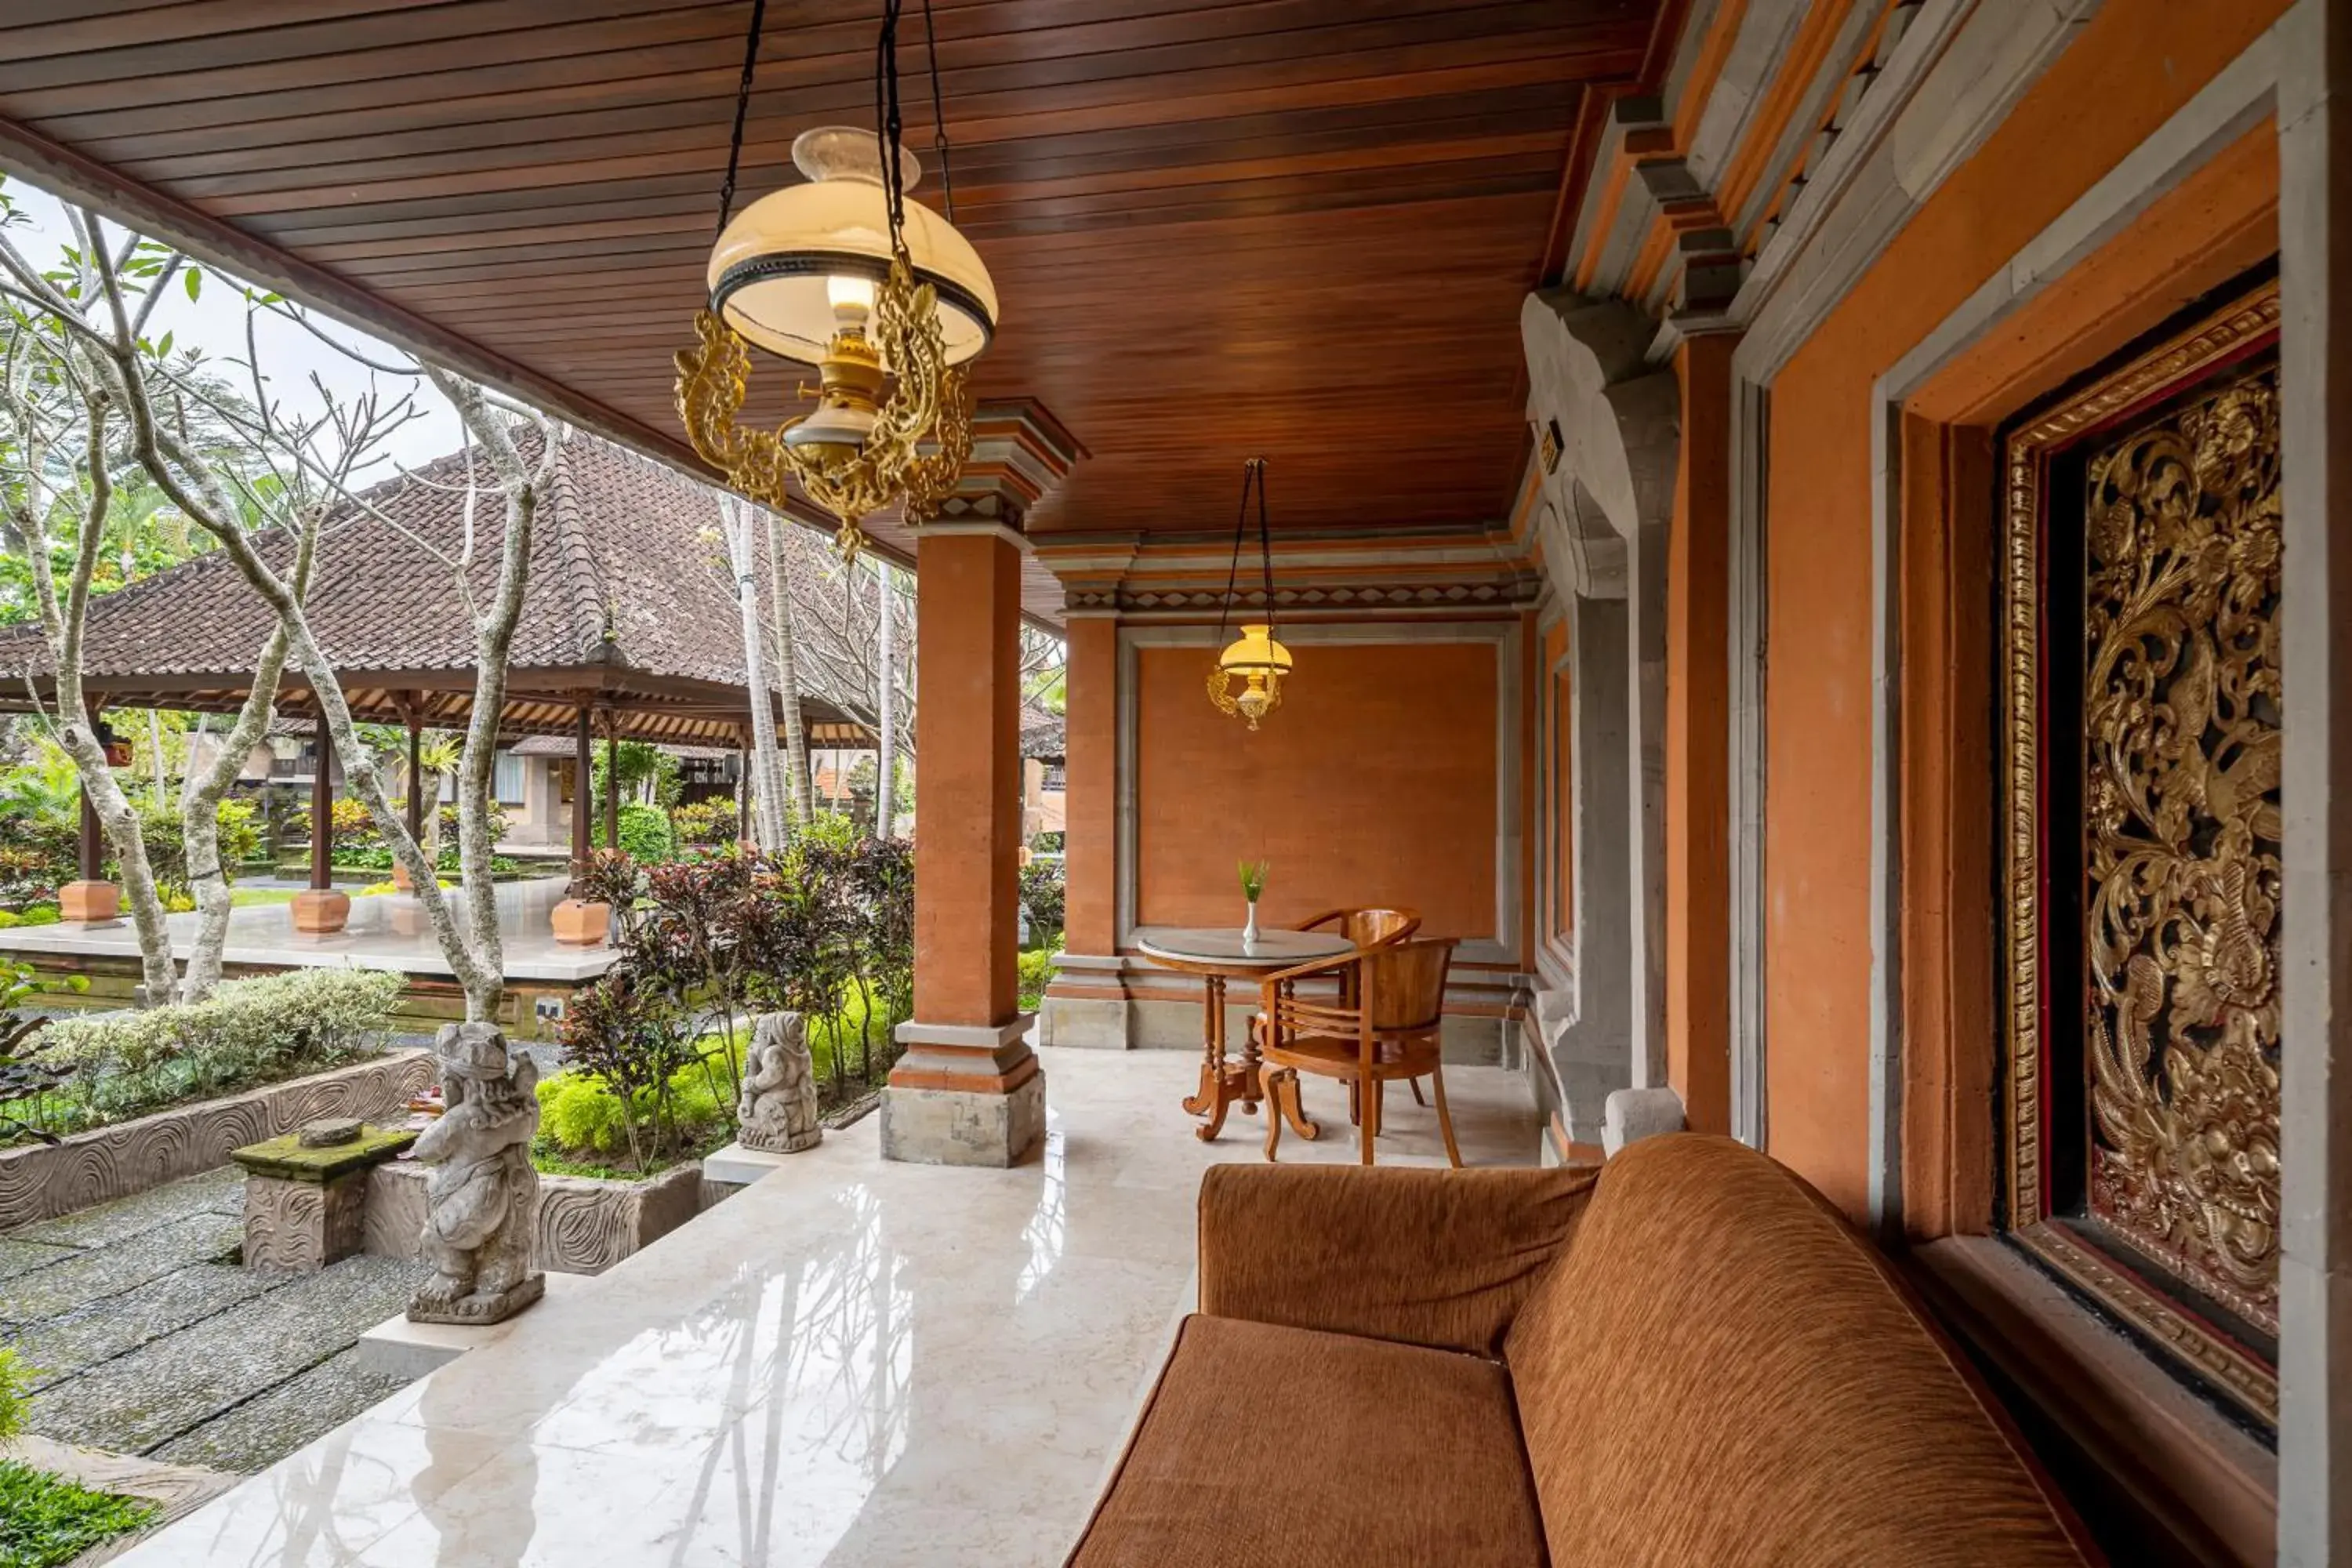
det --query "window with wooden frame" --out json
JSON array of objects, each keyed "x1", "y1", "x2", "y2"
[{"x1": 1995, "y1": 271, "x2": 2281, "y2": 1433}]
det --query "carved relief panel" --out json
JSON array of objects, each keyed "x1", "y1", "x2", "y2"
[{"x1": 1998, "y1": 277, "x2": 2281, "y2": 1430}]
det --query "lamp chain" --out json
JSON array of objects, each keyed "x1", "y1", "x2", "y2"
[
  {"x1": 1216, "y1": 459, "x2": 1254, "y2": 649},
  {"x1": 714, "y1": 0, "x2": 768, "y2": 240},
  {"x1": 920, "y1": 0, "x2": 956, "y2": 222},
  {"x1": 875, "y1": 0, "x2": 909, "y2": 261},
  {"x1": 1254, "y1": 457, "x2": 1275, "y2": 635}
]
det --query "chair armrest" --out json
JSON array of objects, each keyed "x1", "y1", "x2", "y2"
[{"x1": 1196, "y1": 1163, "x2": 1596, "y2": 1357}]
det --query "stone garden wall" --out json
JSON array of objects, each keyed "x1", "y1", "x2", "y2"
[
  {"x1": 363, "y1": 1159, "x2": 709, "y2": 1276},
  {"x1": 0, "y1": 1050, "x2": 434, "y2": 1230}
]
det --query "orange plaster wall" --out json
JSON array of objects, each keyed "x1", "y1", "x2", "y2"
[
  {"x1": 1760, "y1": 0, "x2": 2288, "y2": 1218},
  {"x1": 1668, "y1": 334, "x2": 1733, "y2": 1137},
  {"x1": 1062, "y1": 617, "x2": 1118, "y2": 956},
  {"x1": 1133, "y1": 637, "x2": 1500, "y2": 940}
]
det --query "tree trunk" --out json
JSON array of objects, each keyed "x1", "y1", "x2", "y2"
[
  {"x1": 727, "y1": 496, "x2": 787, "y2": 850},
  {"x1": 764, "y1": 508, "x2": 811, "y2": 827}
]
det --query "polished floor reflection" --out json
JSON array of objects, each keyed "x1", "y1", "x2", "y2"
[{"x1": 114, "y1": 1047, "x2": 1542, "y2": 1566}]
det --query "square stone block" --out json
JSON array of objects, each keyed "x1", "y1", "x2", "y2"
[
  {"x1": 880, "y1": 1072, "x2": 1047, "y2": 1167},
  {"x1": 290, "y1": 888, "x2": 351, "y2": 934},
  {"x1": 242, "y1": 1171, "x2": 371, "y2": 1272}
]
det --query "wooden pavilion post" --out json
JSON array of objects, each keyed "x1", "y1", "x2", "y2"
[
  {"x1": 291, "y1": 707, "x2": 350, "y2": 934},
  {"x1": 59, "y1": 696, "x2": 121, "y2": 923},
  {"x1": 602, "y1": 717, "x2": 619, "y2": 855},
  {"x1": 393, "y1": 699, "x2": 423, "y2": 893},
  {"x1": 570, "y1": 703, "x2": 593, "y2": 870},
  {"x1": 550, "y1": 701, "x2": 608, "y2": 946}
]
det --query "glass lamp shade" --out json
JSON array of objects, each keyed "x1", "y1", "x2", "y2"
[
  {"x1": 1218, "y1": 623, "x2": 1293, "y2": 680},
  {"x1": 708, "y1": 127, "x2": 999, "y2": 368}
]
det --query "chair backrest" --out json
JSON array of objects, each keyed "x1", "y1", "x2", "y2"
[
  {"x1": 1503, "y1": 1135, "x2": 2092, "y2": 1566},
  {"x1": 1359, "y1": 936, "x2": 1454, "y2": 1033},
  {"x1": 1300, "y1": 906, "x2": 1421, "y2": 949}
]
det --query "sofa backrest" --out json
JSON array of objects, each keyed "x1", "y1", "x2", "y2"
[{"x1": 1503, "y1": 1134, "x2": 2092, "y2": 1567}]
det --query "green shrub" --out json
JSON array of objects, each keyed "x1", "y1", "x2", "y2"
[
  {"x1": 16, "y1": 908, "x2": 56, "y2": 927},
  {"x1": 671, "y1": 800, "x2": 738, "y2": 846},
  {"x1": 0, "y1": 1345, "x2": 28, "y2": 1446},
  {"x1": 1020, "y1": 858, "x2": 1065, "y2": 939},
  {"x1": 593, "y1": 801, "x2": 674, "y2": 862},
  {"x1": 535, "y1": 1036, "x2": 735, "y2": 1165},
  {"x1": 114, "y1": 797, "x2": 260, "y2": 897},
  {"x1": 0, "y1": 1457, "x2": 158, "y2": 1568},
  {"x1": 35, "y1": 967, "x2": 403, "y2": 1130},
  {"x1": 1018, "y1": 938, "x2": 1062, "y2": 1012}
]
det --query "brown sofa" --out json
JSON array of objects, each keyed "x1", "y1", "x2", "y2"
[{"x1": 1068, "y1": 1134, "x2": 2096, "y2": 1567}]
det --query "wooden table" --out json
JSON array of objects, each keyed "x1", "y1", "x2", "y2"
[{"x1": 1134, "y1": 926, "x2": 1355, "y2": 1142}]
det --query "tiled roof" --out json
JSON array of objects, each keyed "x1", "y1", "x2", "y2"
[
  {"x1": 0, "y1": 430, "x2": 761, "y2": 688},
  {"x1": 1020, "y1": 706, "x2": 1065, "y2": 762}
]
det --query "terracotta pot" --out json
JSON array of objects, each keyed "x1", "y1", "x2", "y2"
[
  {"x1": 290, "y1": 888, "x2": 352, "y2": 935},
  {"x1": 551, "y1": 898, "x2": 611, "y2": 947},
  {"x1": 56, "y1": 879, "x2": 121, "y2": 924},
  {"x1": 390, "y1": 859, "x2": 413, "y2": 891}
]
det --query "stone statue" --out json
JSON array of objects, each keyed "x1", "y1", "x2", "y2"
[
  {"x1": 408, "y1": 1022, "x2": 545, "y2": 1325},
  {"x1": 738, "y1": 1011, "x2": 821, "y2": 1154}
]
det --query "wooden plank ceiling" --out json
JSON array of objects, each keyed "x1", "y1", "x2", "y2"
[{"x1": 0, "y1": 1, "x2": 1659, "y2": 622}]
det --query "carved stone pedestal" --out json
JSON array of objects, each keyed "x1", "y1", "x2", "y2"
[{"x1": 232, "y1": 1120, "x2": 418, "y2": 1272}]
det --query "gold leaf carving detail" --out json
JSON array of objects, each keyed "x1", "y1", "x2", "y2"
[{"x1": 2082, "y1": 366, "x2": 2282, "y2": 1332}]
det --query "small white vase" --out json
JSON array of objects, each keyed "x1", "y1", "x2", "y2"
[{"x1": 1243, "y1": 900, "x2": 1261, "y2": 951}]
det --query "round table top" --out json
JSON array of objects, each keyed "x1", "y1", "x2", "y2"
[{"x1": 1133, "y1": 926, "x2": 1355, "y2": 969}]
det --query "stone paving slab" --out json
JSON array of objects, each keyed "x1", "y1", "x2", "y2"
[
  {"x1": 8, "y1": 1168, "x2": 244, "y2": 1247},
  {"x1": 0, "y1": 1235, "x2": 81, "y2": 1280},
  {"x1": 9, "y1": 1261, "x2": 296, "y2": 1391},
  {"x1": 151, "y1": 1345, "x2": 411, "y2": 1474},
  {"x1": 0, "y1": 1210, "x2": 244, "y2": 1324},
  {"x1": 28, "y1": 1254, "x2": 429, "y2": 1455}
]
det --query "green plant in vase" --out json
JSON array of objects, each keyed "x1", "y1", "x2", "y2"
[{"x1": 1238, "y1": 859, "x2": 1269, "y2": 950}]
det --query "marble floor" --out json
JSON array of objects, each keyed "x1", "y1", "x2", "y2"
[
  {"x1": 112, "y1": 1046, "x2": 1543, "y2": 1566},
  {"x1": 0, "y1": 876, "x2": 614, "y2": 983}
]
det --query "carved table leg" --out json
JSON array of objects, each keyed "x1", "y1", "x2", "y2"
[{"x1": 1181, "y1": 975, "x2": 1223, "y2": 1117}]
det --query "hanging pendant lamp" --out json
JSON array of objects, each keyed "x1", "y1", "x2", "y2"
[
  {"x1": 675, "y1": 0, "x2": 996, "y2": 561},
  {"x1": 1207, "y1": 459, "x2": 1292, "y2": 730}
]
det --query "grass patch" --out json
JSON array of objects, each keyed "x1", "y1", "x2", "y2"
[
  {"x1": 0, "y1": 1461, "x2": 158, "y2": 1568},
  {"x1": 229, "y1": 887, "x2": 301, "y2": 907}
]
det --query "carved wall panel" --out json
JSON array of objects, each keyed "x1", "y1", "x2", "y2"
[{"x1": 1998, "y1": 276, "x2": 2281, "y2": 1429}]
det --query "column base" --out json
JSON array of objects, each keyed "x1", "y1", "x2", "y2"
[
  {"x1": 880, "y1": 1073, "x2": 1047, "y2": 1167},
  {"x1": 290, "y1": 888, "x2": 351, "y2": 935},
  {"x1": 56, "y1": 880, "x2": 119, "y2": 924},
  {"x1": 880, "y1": 1016, "x2": 1045, "y2": 1167}
]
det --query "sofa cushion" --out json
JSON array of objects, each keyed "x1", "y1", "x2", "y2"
[
  {"x1": 1068, "y1": 1313, "x2": 1547, "y2": 1568},
  {"x1": 1504, "y1": 1135, "x2": 2090, "y2": 1567}
]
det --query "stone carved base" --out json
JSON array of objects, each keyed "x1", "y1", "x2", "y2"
[
  {"x1": 738, "y1": 1011, "x2": 821, "y2": 1154},
  {"x1": 242, "y1": 1174, "x2": 369, "y2": 1272},
  {"x1": 406, "y1": 1270, "x2": 544, "y2": 1327},
  {"x1": 880, "y1": 1073, "x2": 1047, "y2": 1167}
]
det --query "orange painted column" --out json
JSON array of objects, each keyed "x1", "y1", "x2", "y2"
[
  {"x1": 881, "y1": 522, "x2": 1046, "y2": 1165},
  {"x1": 1665, "y1": 333, "x2": 1735, "y2": 1135},
  {"x1": 1062, "y1": 615, "x2": 1117, "y2": 957}
]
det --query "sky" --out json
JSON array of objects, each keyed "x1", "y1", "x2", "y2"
[{"x1": 1, "y1": 173, "x2": 465, "y2": 474}]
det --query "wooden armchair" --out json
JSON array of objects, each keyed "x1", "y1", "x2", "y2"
[{"x1": 1257, "y1": 936, "x2": 1462, "y2": 1167}]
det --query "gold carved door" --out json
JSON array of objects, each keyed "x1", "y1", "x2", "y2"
[{"x1": 1998, "y1": 274, "x2": 2281, "y2": 1431}]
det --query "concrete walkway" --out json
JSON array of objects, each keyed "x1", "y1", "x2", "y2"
[{"x1": 0, "y1": 1168, "x2": 427, "y2": 1473}]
